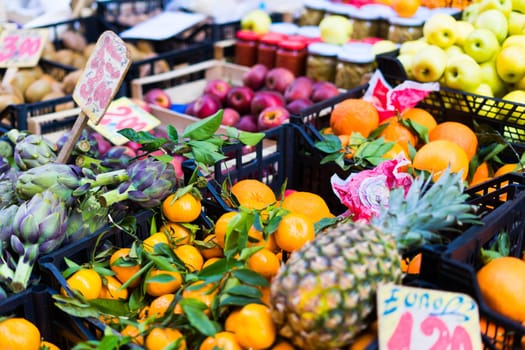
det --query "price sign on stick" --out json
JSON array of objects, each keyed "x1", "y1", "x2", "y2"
[
  {"x1": 56, "y1": 30, "x2": 131, "y2": 163},
  {"x1": 377, "y1": 284, "x2": 482, "y2": 350},
  {"x1": 0, "y1": 28, "x2": 48, "y2": 68},
  {"x1": 89, "y1": 97, "x2": 161, "y2": 145}
]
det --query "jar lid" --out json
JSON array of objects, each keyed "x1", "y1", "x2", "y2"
[
  {"x1": 279, "y1": 39, "x2": 307, "y2": 50},
  {"x1": 260, "y1": 32, "x2": 287, "y2": 45},
  {"x1": 308, "y1": 42, "x2": 343, "y2": 56},
  {"x1": 324, "y1": 3, "x2": 356, "y2": 16},
  {"x1": 359, "y1": 3, "x2": 397, "y2": 19},
  {"x1": 236, "y1": 30, "x2": 260, "y2": 41},
  {"x1": 297, "y1": 25, "x2": 321, "y2": 38},
  {"x1": 387, "y1": 16, "x2": 425, "y2": 26},
  {"x1": 342, "y1": 41, "x2": 373, "y2": 54},
  {"x1": 414, "y1": 6, "x2": 432, "y2": 20},
  {"x1": 350, "y1": 7, "x2": 381, "y2": 20},
  {"x1": 338, "y1": 50, "x2": 375, "y2": 64},
  {"x1": 270, "y1": 22, "x2": 299, "y2": 36},
  {"x1": 303, "y1": 0, "x2": 330, "y2": 10},
  {"x1": 430, "y1": 7, "x2": 461, "y2": 16}
]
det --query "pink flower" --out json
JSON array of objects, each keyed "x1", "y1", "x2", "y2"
[{"x1": 331, "y1": 154, "x2": 413, "y2": 222}]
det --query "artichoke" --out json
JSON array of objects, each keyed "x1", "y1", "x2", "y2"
[
  {"x1": 0, "y1": 140, "x2": 13, "y2": 159},
  {"x1": 100, "y1": 146, "x2": 136, "y2": 169},
  {"x1": 10, "y1": 190, "x2": 68, "y2": 292},
  {"x1": 99, "y1": 157, "x2": 177, "y2": 208},
  {"x1": 16, "y1": 163, "x2": 129, "y2": 205},
  {"x1": 0, "y1": 204, "x2": 17, "y2": 284},
  {"x1": 0, "y1": 168, "x2": 18, "y2": 209},
  {"x1": 0, "y1": 156, "x2": 10, "y2": 175},
  {"x1": 7, "y1": 129, "x2": 57, "y2": 170}
]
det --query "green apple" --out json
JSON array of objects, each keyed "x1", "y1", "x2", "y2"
[
  {"x1": 454, "y1": 20, "x2": 475, "y2": 47},
  {"x1": 396, "y1": 54, "x2": 414, "y2": 79},
  {"x1": 399, "y1": 39, "x2": 429, "y2": 56},
  {"x1": 512, "y1": 0, "x2": 525, "y2": 13},
  {"x1": 502, "y1": 34, "x2": 525, "y2": 48},
  {"x1": 474, "y1": 9, "x2": 509, "y2": 43},
  {"x1": 319, "y1": 15, "x2": 353, "y2": 45},
  {"x1": 462, "y1": 3, "x2": 482, "y2": 23},
  {"x1": 480, "y1": 59, "x2": 508, "y2": 97},
  {"x1": 445, "y1": 45, "x2": 464, "y2": 57},
  {"x1": 241, "y1": 10, "x2": 272, "y2": 34},
  {"x1": 371, "y1": 40, "x2": 399, "y2": 55},
  {"x1": 463, "y1": 28, "x2": 501, "y2": 63},
  {"x1": 423, "y1": 13, "x2": 458, "y2": 49},
  {"x1": 444, "y1": 53, "x2": 483, "y2": 93},
  {"x1": 508, "y1": 11, "x2": 525, "y2": 35},
  {"x1": 496, "y1": 44, "x2": 525, "y2": 83},
  {"x1": 411, "y1": 45, "x2": 448, "y2": 82},
  {"x1": 477, "y1": 0, "x2": 512, "y2": 17}
]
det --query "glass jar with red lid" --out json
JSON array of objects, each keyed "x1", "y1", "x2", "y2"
[
  {"x1": 275, "y1": 39, "x2": 308, "y2": 77},
  {"x1": 257, "y1": 32, "x2": 286, "y2": 69},
  {"x1": 235, "y1": 30, "x2": 260, "y2": 67}
]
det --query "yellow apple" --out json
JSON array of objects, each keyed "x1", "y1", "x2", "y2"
[
  {"x1": 399, "y1": 39, "x2": 429, "y2": 56},
  {"x1": 371, "y1": 40, "x2": 399, "y2": 55},
  {"x1": 444, "y1": 53, "x2": 483, "y2": 93},
  {"x1": 502, "y1": 34, "x2": 525, "y2": 49},
  {"x1": 470, "y1": 83, "x2": 498, "y2": 119},
  {"x1": 396, "y1": 54, "x2": 414, "y2": 79},
  {"x1": 319, "y1": 15, "x2": 353, "y2": 45},
  {"x1": 445, "y1": 45, "x2": 464, "y2": 58},
  {"x1": 508, "y1": 11, "x2": 525, "y2": 35},
  {"x1": 241, "y1": 10, "x2": 272, "y2": 34},
  {"x1": 411, "y1": 45, "x2": 448, "y2": 82},
  {"x1": 454, "y1": 20, "x2": 475, "y2": 47},
  {"x1": 474, "y1": 9, "x2": 508, "y2": 43},
  {"x1": 496, "y1": 45, "x2": 525, "y2": 83},
  {"x1": 423, "y1": 13, "x2": 458, "y2": 49},
  {"x1": 498, "y1": 90, "x2": 525, "y2": 126},
  {"x1": 480, "y1": 59, "x2": 508, "y2": 97}
]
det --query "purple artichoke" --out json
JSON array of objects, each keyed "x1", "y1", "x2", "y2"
[
  {"x1": 0, "y1": 204, "x2": 17, "y2": 284},
  {"x1": 7, "y1": 129, "x2": 57, "y2": 170}
]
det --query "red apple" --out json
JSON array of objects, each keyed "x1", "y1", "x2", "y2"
[
  {"x1": 250, "y1": 90, "x2": 285, "y2": 117},
  {"x1": 144, "y1": 88, "x2": 171, "y2": 108},
  {"x1": 170, "y1": 154, "x2": 186, "y2": 180},
  {"x1": 311, "y1": 81, "x2": 340, "y2": 103},
  {"x1": 242, "y1": 63, "x2": 269, "y2": 91},
  {"x1": 185, "y1": 101, "x2": 196, "y2": 116},
  {"x1": 130, "y1": 97, "x2": 152, "y2": 113},
  {"x1": 286, "y1": 98, "x2": 313, "y2": 114},
  {"x1": 257, "y1": 106, "x2": 290, "y2": 131},
  {"x1": 235, "y1": 115, "x2": 258, "y2": 132},
  {"x1": 90, "y1": 132, "x2": 112, "y2": 156},
  {"x1": 265, "y1": 67, "x2": 295, "y2": 93},
  {"x1": 222, "y1": 107, "x2": 241, "y2": 126},
  {"x1": 284, "y1": 76, "x2": 314, "y2": 102},
  {"x1": 193, "y1": 94, "x2": 222, "y2": 119},
  {"x1": 204, "y1": 79, "x2": 231, "y2": 104},
  {"x1": 226, "y1": 86, "x2": 255, "y2": 115}
]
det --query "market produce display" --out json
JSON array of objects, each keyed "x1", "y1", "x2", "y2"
[{"x1": 1, "y1": 0, "x2": 525, "y2": 349}]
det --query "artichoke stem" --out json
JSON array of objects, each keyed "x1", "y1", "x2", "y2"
[
  {"x1": 10, "y1": 255, "x2": 35, "y2": 293},
  {"x1": 0, "y1": 262, "x2": 14, "y2": 284},
  {"x1": 98, "y1": 184, "x2": 135, "y2": 207},
  {"x1": 76, "y1": 155, "x2": 105, "y2": 170},
  {"x1": 83, "y1": 169, "x2": 129, "y2": 189},
  {"x1": 76, "y1": 139, "x2": 92, "y2": 154}
]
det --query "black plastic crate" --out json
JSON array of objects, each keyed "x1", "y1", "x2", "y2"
[
  {"x1": 185, "y1": 123, "x2": 357, "y2": 218},
  {"x1": 417, "y1": 174, "x2": 525, "y2": 349},
  {"x1": 0, "y1": 284, "x2": 96, "y2": 349},
  {"x1": 376, "y1": 52, "x2": 525, "y2": 146}
]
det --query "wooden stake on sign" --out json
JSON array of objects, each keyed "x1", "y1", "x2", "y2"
[{"x1": 56, "y1": 30, "x2": 131, "y2": 163}]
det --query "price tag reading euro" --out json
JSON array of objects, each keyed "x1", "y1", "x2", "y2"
[
  {"x1": 377, "y1": 284, "x2": 482, "y2": 350},
  {"x1": 0, "y1": 28, "x2": 48, "y2": 68},
  {"x1": 89, "y1": 97, "x2": 161, "y2": 145}
]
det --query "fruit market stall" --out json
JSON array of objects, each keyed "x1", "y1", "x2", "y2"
[{"x1": 2, "y1": 0, "x2": 525, "y2": 349}]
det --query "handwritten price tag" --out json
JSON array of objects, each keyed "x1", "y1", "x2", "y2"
[
  {"x1": 89, "y1": 97, "x2": 161, "y2": 145},
  {"x1": 0, "y1": 28, "x2": 48, "y2": 67},
  {"x1": 377, "y1": 284, "x2": 482, "y2": 350},
  {"x1": 73, "y1": 30, "x2": 131, "y2": 125}
]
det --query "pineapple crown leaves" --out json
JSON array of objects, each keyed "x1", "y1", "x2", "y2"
[{"x1": 370, "y1": 168, "x2": 483, "y2": 252}]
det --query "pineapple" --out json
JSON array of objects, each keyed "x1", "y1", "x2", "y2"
[{"x1": 270, "y1": 169, "x2": 481, "y2": 350}]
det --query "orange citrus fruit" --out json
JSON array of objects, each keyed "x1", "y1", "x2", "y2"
[
  {"x1": 214, "y1": 211, "x2": 239, "y2": 248},
  {"x1": 494, "y1": 163, "x2": 523, "y2": 177},
  {"x1": 40, "y1": 340, "x2": 61, "y2": 350},
  {"x1": 174, "y1": 244, "x2": 204, "y2": 271},
  {"x1": 143, "y1": 232, "x2": 170, "y2": 253},
  {"x1": 62, "y1": 268, "x2": 102, "y2": 300},
  {"x1": 109, "y1": 247, "x2": 141, "y2": 288},
  {"x1": 120, "y1": 323, "x2": 144, "y2": 346},
  {"x1": 401, "y1": 107, "x2": 438, "y2": 135},
  {"x1": 281, "y1": 191, "x2": 334, "y2": 223},
  {"x1": 469, "y1": 162, "x2": 491, "y2": 187},
  {"x1": 247, "y1": 226, "x2": 278, "y2": 251},
  {"x1": 0, "y1": 318, "x2": 41, "y2": 350},
  {"x1": 406, "y1": 253, "x2": 422, "y2": 275},
  {"x1": 202, "y1": 257, "x2": 221, "y2": 269},
  {"x1": 179, "y1": 281, "x2": 217, "y2": 314},
  {"x1": 148, "y1": 294, "x2": 176, "y2": 318},
  {"x1": 348, "y1": 331, "x2": 377, "y2": 350},
  {"x1": 412, "y1": 139, "x2": 469, "y2": 181},
  {"x1": 199, "y1": 331, "x2": 242, "y2": 350},
  {"x1": 477, "y1": 257, "x2": 525, "y2": 323},
  {"x1": 145, "y1": 268, "x2": 183, "y2": 296},
  {"x1": 247, "y1": 248, "x2": 281, "y2": 280},
  {"x1": 162, "y1": 193, "x2": 202, "y2": 223},
  {"x1": 145, "y1": 327, "x2": 186, "y2": 350},
  {"x1": 274, "y1": 212, "x2": 315, "y2": 252},
  {"x1": 159, "y1": 222, "x2": 191, "y2": 245},
  {"x1": 228, "y1": 303, "x2": 276, "y2": 350},
  {"x1": 199, "y1": 235, "x2": 224, "y2": 259},
  {"x1": 230, "y1": 179, "x2": 277, "y2": 210},
  {"x1": 429, "y1": 121, "x2": 478, "y2": 161},
  {"x1": 382, "y1": 142, "x2": 407, "y2": 160},
  {"x1": 379, "y1": 117, "x2": 417, "y2": 158},
  {"x1": 392, "y1": 0, "x2": 420, "y2": 17},
  {"x1": 329, "y1": 99, "x2": 379, "y2": 137},
  {"x1": 99, "y1": 275, "x2": 129, "y2": 300}
]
